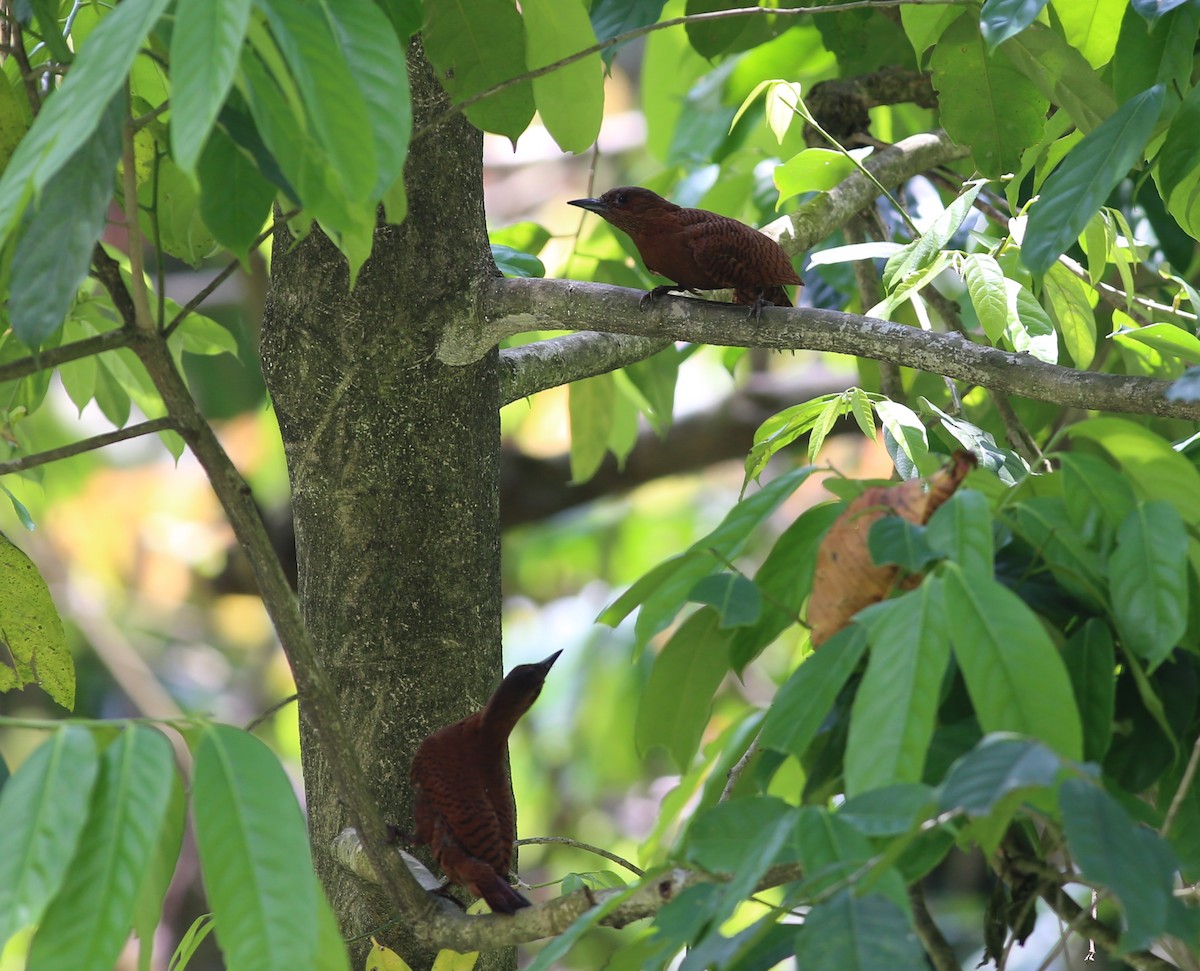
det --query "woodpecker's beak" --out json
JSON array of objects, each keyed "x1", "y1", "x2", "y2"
[
  {"x1": 535, "y1": 650, "x2": 563, "y2": 672},
  {"x1": 568, "y1": 197, "x2": 607, "y2": 215}
]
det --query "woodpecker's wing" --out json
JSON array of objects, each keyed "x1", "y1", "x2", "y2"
[{"x1": 681, "y1": 212, "x2": 801, "y2": 290}]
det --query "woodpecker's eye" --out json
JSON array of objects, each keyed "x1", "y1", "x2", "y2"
[{"x1": 616, "y1": 192, "x2": 629, "y2": 205}]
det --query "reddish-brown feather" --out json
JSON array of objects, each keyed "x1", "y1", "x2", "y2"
[
  {"x1": 568, "y1": 187, "x2": 802, "y2": 307},
  {"x1": 409, "y1": 651, "x2": 560, "y2": 914}
]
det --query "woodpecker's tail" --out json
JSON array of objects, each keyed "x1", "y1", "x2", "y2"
[{"x1": 475, "y1": 872, "x2": 532, "y2": 914}]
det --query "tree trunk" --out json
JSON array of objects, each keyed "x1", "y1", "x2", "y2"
[{"x1": 259, "y1": 41, "x2": 513, "y2": 971}]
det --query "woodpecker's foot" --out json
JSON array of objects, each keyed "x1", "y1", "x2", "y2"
[
  {"x1": 385, "y1": 824, "x2": 416, "y2": 847},
  {"x1": 747, "y1": 293, "x2": 771, "y2": 320},
  {"x1": 639, "y1": 285, "x2": 676, "y2": 310}
]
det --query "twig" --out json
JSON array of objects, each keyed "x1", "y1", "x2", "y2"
[
  {"x1": 1033, "y1": 889, "x2": 1105, "y2": 971},
  {"x1": 413, "y1": 1, "x2": 972, "y2": 144},
  {"x1": 1162, "y1": 731, "x2": 1200, "y2": 838},
  {"x1": 163, "y1": 210, "x2": 295, "y2": 339},
  {"x1": 0, "y1": 418, "x2": 175, "y2": 475},
  {"x1": 515, "y1": 836, "x2": 644, "y2": 877},
  {"x1": 908, "y1": 882, "x2": 958, "y2": 971},
  {"x1": 1038, "y1": 885, "x2": 1174, "y2": 971},
  {"x1": 0, "y1": 327, "x2": 134, "y2": 385},
  {"x1": 244, "y1": 692, "x2": 299, "y2": 733},
  {"x1": 719, "y1": 732, "x2": 759, "y2": 802}
]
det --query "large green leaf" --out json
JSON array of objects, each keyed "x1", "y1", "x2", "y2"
[
  {"x1": 132, "y1": 771, "x2": 186, "y2": 969},
  {"x1": 635, "y1": 609, "x2": 730, "y2": 770},
  {"x1": 196, "y1": 126, "x2": 277, "y2": 257},
  {"x1": 170, "y1": 0, "x2": 254, "y2": 175},
  {"x1": 883, "y1": 181, "x2": 983, "y2": 290},
  {"x1": 523, "y1": 0, "x2": 603, "y2": 154},
  {"x1": 1059, "y1": 453, "x2": 1136, "y2": 553},
  {"x1": 1049, "y1": 0, "x2": 1123, "y2": 67},
  {"x1": 598, "y1": 465, "x2": 815, "y2": 641},
  {"x1": 1001, "y1": 23, "x2": 1116, "y2": 132},
  {"x1": 0, "y1": 532, "x2": 74, "y2": 709},
  {"x1": 926, "y1": 489, "x2": 994, "y2": 584},
  {"x1": 930, "y1": 16, "x2": 1047, "y2": 176},
  {"x1": 1023, "y1": 85, "x2": 1165, "y2": 275},
  {"x1": 759, "y1": 625, "x2": 868, "y2": 761},
  {"x1": 568, "y1": 371, "x2": 616, "y2": 483},
  {"x1": 322, "y1": 0, "x2": 411, "y2": 200},
  {"x1": 1042, "y1": 261, "x2": 1096, "y2": 368},
  {"x1": 0, "y1": 0, "x2": 171, "y2": 245},
  {"x1": 793, "y1": 891, "x2": 924, "y2": 970},
  {"x1": 29, "y1": 727, "x2": 175, "y2": 971},
  {"x1": 422, "y1": 0, "x2": 535, "y2": 144},
  {"x1": 193, "y1": 724, "x2": 325, "y2": 971},
  {"x1": 688, "y1": 572, "x2": 762, "y2": 629},
  {"x1": 943, "y1": 564, "x2": 1083, "y2": 759},
  {"x1": 1060, "y1": 619, "x2": 1115, "y2": 761},
  {"x1": 979, "y1": 0, "x2": 1048, "y2": 48},
  {"x1": 1109, "y1": 501, "x2": 1188, "y2": 671},
  {"x1": 962, "y1": 252, "x2": 1010, "y2": 344},
  {"x1": 939, "y1": 734, "x2": 1062, "y2": 815},
  {"x1": 0, "y1": 728, "x2": 98, "y2": 954},
  {"x1": 683, "y1": 796, "x2": 798, "y2": 873},
  {"x1": 1060, "y1": 778, "x2": 1179, "y2": 951},
  {"x1": 8, "y1": 94, "x2": 123, "y2": 348},
  {"x1": 845, "y1": 583, "x2": 950, "y2": 795},
  {"x1": 590, "y1": 0, "x2": 666, "y2": 67},
  {"x1": 729, "y1": 502, "x2": 841, "y2": 672}
]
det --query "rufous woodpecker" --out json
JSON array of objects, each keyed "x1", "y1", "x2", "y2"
[
  {"x1": 410, "y1": 650, "x2": 561, "y2": 914},
  {"x1": 568, "y1": 186, "x2": 802, "y2": 312}
]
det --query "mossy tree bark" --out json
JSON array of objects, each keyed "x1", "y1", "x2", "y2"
[{"x1": 260, "y1": 42, "x2": 513, "y2": 971}]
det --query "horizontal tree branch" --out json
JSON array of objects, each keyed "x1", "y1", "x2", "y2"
[
  {"x1": 455, "y1": 277, "x2": 1199, "y2": 420},
  {"x1": 0, "y1": 327, "x2": 133, "y2": 386},
  {"x1": 500, "y1": 333, "x2": 670, "y2": 405},
  {"x1": 333, "y1": 827, "x2": 805, "y2": 951},
  {"x1": 0, "y1": 418, "x2": 176, "y2": 475}
]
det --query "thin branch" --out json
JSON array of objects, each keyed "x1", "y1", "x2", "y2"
[
  {"x1": 463, "y1": 277, "x2": 1200, "y2": 421},
  {"x1": 0, "y1": 418, "x2": 175, "y2": 476},
  {"x1": 516, "y1": 836, "x2": 645, "y2": 877},
  {"x1": 0, "y1": 327, "x2": 133, "y2": 385},
  {"x1": 163, "y1": 210, "x2": 295, "y2": 339},
  {"x1": 908, "y1": 883, "x2": 958, "y2": 971},
  {"x1": 1162, "y1": 731, "x2": 1200, "y2": 838},
  {"x1": 719, "y1": 733, "x2": 759, "y2": 802},
  {"x1": 1039, "y1": 886, "x2": 1175, "y2": 971},
  {"x1": 244, "y1": 692, "x2": 299, "y2": 734},
  {"x1": 413, "y1": 1, "x2": 971, "y2": 144},
  {"x1": 499, "y1": 332, "x2": 670, "y2": 404}
]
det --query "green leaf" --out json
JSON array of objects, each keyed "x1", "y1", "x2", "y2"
[
  {"x1": 1011, "y1": 283, "x2": 1058, "y2": 362},
  {"x1": 254, "y1": 0, "x2": 376, "y2": 207},
  {"x1": 1060, "y1": 778, "x2": 1179, "y2": 951},
  {"x1": 883, "y1": 182, "x2": 983, "y2": 290},
  {"x1": 598, "y1": 465, "x2": 816, "y2": 639},
  {"x1": 1114, "y1": 321, "x2": 1200, "y2": 365},
  {"x1": 1007, "y1": 498, "x2": 1107, "y2": 608},
  {"x1": 794, "y1": 891, "x2": 924, "y2": 970},
  {"x1": 1001, "y1": 23, "x2": 1116, "y2": 132},
  {"x1": 838, "y1": 784, "x2": 937, "y2": 836},
  {"x1": 1156, "y1": 76, "x2": 1200, "y2": 203},
  {"x1": 0, "y1": 0, "x2": 172, "y2": 246},
  {"x1": 197, "y1": 125, "x2": 277, "y2": 257},
  {"x1": 744, "y1": 394, "x2": 841, "y2": 485},
  {"x1": 688, "y1": 573, "x2": 762, "y2": 629},
  {"x1": 522, "y1": 0, "x2": 604, "y2": 154},
  {"x1": 193, "y1": 724, "x2": 321, "y2": 971},
  {"x1": 167, "y1": 914, "x2": 217, "y2": 971},
  {"x1": 926, "y1": 489, "x2": 994, "y2": 583},
  {"x1": 1049, "y1": 0, "x2": 1123, "y2": 67},
  {"x1": 635, "y1": 609, "x2": 730, "y2": 770},
  {"x1": 939, "y1": 734, "x2": 1063, "y2": 814},
  {"x1": 875, "y1": 400, "x2": 932, "y2": 478},
  {"x1": 29, "y1": 727, "x2": 176, "y2": 971},
  {"x1": 132, "y1": 771, "x2": 186, "y2": 969},
  {"x1": 490, "y1": 244, "x2": 546, "y2": 279},
  {"x1": 623, "y1": 346, "x2": 679, "y2": 437},
  {"x1": 1068, "y1": 416, "x2": 1200, "y2": 527},
  {"x1": 774, "y1": 149, "x2": 858, "y2": 199},
  {"x1": 1043, "y1": 261, "x2": 1096, "y2": 367},
  {"x1": 979, "y1": 0, "x2": 1048, "y2": 48},
  {"x1": 943, "y1": 564, "x2": 1084, "y2": 759},
  {"x1": 590, "y1": 0, "x2": 666, "y2": 67},
  {"x1": 845, "y1": 583, "x2": 951, "y2": 795},
  {"x1": 322, "y1": 0, "x2": 411, "y2": 199},
  {"x1": 170, "y1": 0, "x2": 253, "y2": 175},
  {"x1": 568, "y1": 372, "x2": 615, "y2": 483},
  {"x1": 1061, "y1": 619, "x2": 1116, "y2": 762},
  {"x1": 422, "y1": 0, "x2": 535, "y2": 144},
  {"x1": 929, "y1": 17, "x2": 1047, "y2": 176},
  {"x1": 139, "y1": 157, "x2": 218, "y2": 267},
  {"x1": 962, "y1": 252, "x2": 1010, "y2": 344},
  {"x1": 1109, "y1": 501, "x2": 1188, "y2": 671},
  {"x1": 0, "y1": 531, "x2": 74, "y2": 709},
  {"x1": 1059, "y1": 453, "x2": 1136, "y2": 552},
  {"x1": 8, "y1": 94, "x2": 123, "y2": 348},
  {"x1": 759, "y1": 625, "x2": 868, "y2": 760},
  {"x1": 729, "y1": 502, "x2": 842, "y2": 673},
  {"x1": 0, "y1": 728, "x2": 98, "y2": 954},
  {"x1": 683, "y1": 796, "x2": 798, "y2": 873},
  {"x1": 1023, "y1": 85, "x2": 1165, "y2": 275},
  {"x1": 866, "y1": 518, "x2": 938, "y2": 573}
]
